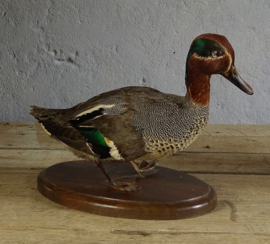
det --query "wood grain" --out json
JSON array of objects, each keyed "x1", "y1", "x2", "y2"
[
  {"x1": 1, "y1": 122, "x2": 270, "y2": 156},
  {"x1": 1, "y1": 149, "x2": 270, "y2": 174},
  {"x1": 1, "y1": 122, "x2": 270, "y2": 243},
  {"x1": 0, "y1": 169, "x2": 270, "y2": 243},
  {"x1": 0, "y1": 122, "x2": 269, "y2": 174}
]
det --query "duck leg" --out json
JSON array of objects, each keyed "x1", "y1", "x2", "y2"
[
  {"x1": 129, "y1": 160, "x2": 158, "y2": 175},
  {"x1": 95, "y1": 159, "x2": 116, "y2": 186},
  {"x1": 95, "y1": 159, "x2": 141, "y2": 191}
]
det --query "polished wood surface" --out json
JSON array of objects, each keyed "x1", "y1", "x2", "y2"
[
  {"x1": 38, "y1": 161, "x2": 216, "y2": 220},
  {"x1": 1, "y1": 122, "x2": 270, "y2": 243}
]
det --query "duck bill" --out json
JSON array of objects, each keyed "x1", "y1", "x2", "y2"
[{"x1": 221, "y1": 65, "x2": 254, "y2": 95}]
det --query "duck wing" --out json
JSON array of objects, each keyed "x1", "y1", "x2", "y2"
[{"x1": 30, "y1": 88, "x2": 150, "y2": 161}]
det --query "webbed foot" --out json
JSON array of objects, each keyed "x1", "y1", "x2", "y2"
[
  {"x1": 129, "y1": 160, "x2": 158, "y2": 176},
  {"x1": 95, "y1": 159, "x2": 142, "y2": 191},
  {"x1": 139, "y1": 160, "x2": 158, "y2": 172},
  {"x1": 110, "y1": 181, "x2": 142, "y2": 192}
]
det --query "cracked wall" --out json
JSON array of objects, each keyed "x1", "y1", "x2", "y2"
[{"x1": 0, "y1": 0, "x2": 269, "y2": 124}]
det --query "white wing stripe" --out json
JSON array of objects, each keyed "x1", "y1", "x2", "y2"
[{"x1": 75, "y1": 104, "x2": 115, "y2": 118}]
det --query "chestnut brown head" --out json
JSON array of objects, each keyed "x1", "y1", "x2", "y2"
[{"x1": 186, "y1": 33, "x2": 253, "y2": 95}]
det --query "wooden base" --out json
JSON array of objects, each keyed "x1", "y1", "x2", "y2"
[{"x1": 37, "y1": 160, "x2": 217, "y2": 220}]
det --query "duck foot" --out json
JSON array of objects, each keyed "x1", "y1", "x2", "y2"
[
  {"x1": 139, "y1": 160, "x2": 158, "y2": 172},
  {"x1": 110, "y1": 181, "x2": 142, "y2": 192},
  {"x1": 129, "y1": 160, "x2": 158, "y2": 176}
]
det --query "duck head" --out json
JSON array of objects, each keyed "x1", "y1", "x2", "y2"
[{"x1": 186, "y1": 33, "x2": 253, "y2": 106}]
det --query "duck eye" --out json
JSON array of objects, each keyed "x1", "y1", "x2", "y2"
[{"x1": 212, "y1": 50, "x2": 223, "y2": 57}]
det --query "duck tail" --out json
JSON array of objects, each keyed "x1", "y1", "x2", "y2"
[
  {"x1": 29, "y1": 106, "x2": 67, "y2": 124},
  {"x1": 30, "y1": 105, "x2": 72, "y2": 138}
]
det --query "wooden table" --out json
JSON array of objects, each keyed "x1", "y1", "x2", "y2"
[{"x1": 0, "y1": 122, "x2": 270, "y2": 243}]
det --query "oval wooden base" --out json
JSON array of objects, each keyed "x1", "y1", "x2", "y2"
[{"x1": 37, "y1": 161, "x2": 217, "y2": 220}]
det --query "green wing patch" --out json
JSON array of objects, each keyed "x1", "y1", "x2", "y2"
[
  {"x1": 78, "y1": 128, "x2": 111, "y2": 158},
  {"x1": 81, "y1": 128, "x2": 108, "y2": 148}
]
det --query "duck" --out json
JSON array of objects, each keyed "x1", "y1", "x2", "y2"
[{"x1": 30, "y1": 33, "x2": 253, "y2": 191}]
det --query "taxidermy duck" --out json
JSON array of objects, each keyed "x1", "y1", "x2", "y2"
[{"x1": 30, "y1": 34, "x2": 253, "y2": 191}]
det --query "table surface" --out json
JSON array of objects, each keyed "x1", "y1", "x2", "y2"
[{"x1": 0, "y1": 122, "x2": 270, "y2": 244}]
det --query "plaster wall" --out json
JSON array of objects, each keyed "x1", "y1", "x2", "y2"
[{"x1": 0, "y1": 0, "x2": 269, "y2": 124}]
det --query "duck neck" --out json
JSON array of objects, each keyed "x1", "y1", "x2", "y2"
[{"x1": 185, "y1": 66, "x2": 211, "y2": 106}]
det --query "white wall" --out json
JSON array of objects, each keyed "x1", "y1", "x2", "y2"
[{"x1": 0, "y1": 0, "x2": 269, "y2": 124}]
